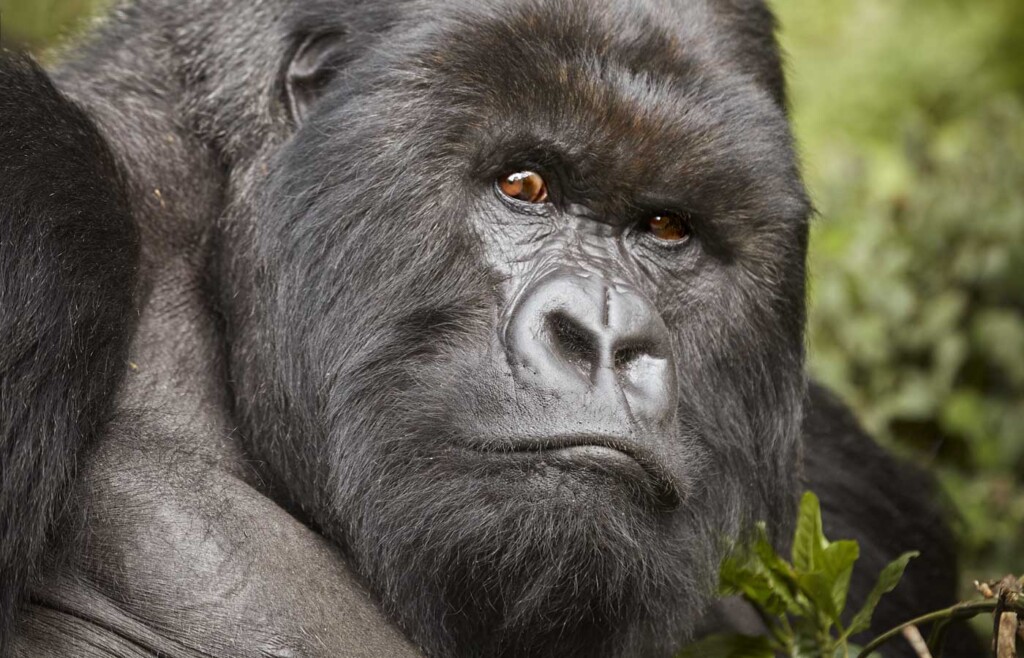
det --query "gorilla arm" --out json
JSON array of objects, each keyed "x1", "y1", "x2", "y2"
[
  {"x1": 0, "y1": 52, "x2": 137, "y2": 654},
  {"x1": 7, "y1": 143, "x2": 422, "y2": 657},
  {"x1": 15, "y1": 415, "x2": 422, "y2": 658},
  {"x1": 0, "y1": 51, "x2": 418, "y2": 658}
]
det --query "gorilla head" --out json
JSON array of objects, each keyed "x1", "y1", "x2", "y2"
[{"x1": 214, "y1": 0, "x2": 810, "y2": 655}]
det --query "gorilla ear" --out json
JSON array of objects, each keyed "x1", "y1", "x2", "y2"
[{"x1": 285, "y1": 31, "x2": 347, "y2": 125}]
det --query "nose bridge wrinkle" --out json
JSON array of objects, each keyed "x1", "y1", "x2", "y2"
[{"x1": 601, "y1": 284, "x2": 612, "y2": 330}]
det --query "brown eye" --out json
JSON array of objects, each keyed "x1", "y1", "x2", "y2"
[
  {"x1": 647, "y1": 214, "x2": 689, "y2": 241},
  {"x1": 498, "y1": 171, "x2": 548, "y2": 204}
]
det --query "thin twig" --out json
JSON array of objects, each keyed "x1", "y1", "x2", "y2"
[
  {"x1": 858, "y1": 599, "x2": 1024, "y2": 658},
  {"x1": 901, "y1": 625, "x2": 933, "y2": 658},
  {"x1": 994, "y1": 598, "x2": 1006, "y2": 658},
  {"x1": 926, "y1": 616, "x2": 950, "y2": 652},
  {"x1": 996, "y1": 612, "x2": 1018, "y2": 658}
]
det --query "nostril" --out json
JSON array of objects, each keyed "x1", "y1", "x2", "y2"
[
  {"x1": 613, "y1": 342, "x2": 655, "y2": 371},
  {"x1": 546, "y1": 311, "x2": 599, "y2": 375}
]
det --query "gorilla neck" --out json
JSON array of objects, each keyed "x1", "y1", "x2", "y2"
[{"x1": 51, "y1": 16, "x2": 245, "y2": 455}]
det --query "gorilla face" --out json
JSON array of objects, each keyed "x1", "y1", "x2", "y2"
[{"x1": 218, "y1": 1, "x2": 810, "y2": 656}]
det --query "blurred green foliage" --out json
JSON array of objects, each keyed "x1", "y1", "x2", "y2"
[
  {"x1": 2, "y1": 0, "x2": 1021, "y2": 596},
  {"x1": 0, "y1": 0, "x2": 107, "y2": 53},
  {"x1": 773, "y1": 0, "x2": 1024, "y2": 589}
]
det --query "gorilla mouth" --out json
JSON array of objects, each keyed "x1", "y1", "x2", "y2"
[{"x1": 498, "y1": 435, "x2": 681, "y2": 508}]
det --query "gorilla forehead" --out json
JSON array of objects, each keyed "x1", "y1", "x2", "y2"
[
  {"x1": 281, "y1": 0, "x2": 809, "y2": 271},
  {"x1": 317, "y1": 0, "x2": 794, "y2": 160}
]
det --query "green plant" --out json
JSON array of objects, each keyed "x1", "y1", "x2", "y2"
[
  {"x1": 678, "y1": 492, "x2": 915, "y2": 658},
  {"x1": 682, "y1": 492, "x2": 1024, "y2": 658}
]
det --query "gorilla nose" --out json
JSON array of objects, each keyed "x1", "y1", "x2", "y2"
[{"x1": 505, "y1": 271, "x2": 677, "y2": 422}]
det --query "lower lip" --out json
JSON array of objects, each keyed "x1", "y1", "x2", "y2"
[
  {"x1": 539, "y1": 445, "x2": 650, "y2": 479},
  {"x1": 466, "y1": 442, "x2": 679, "y2": 508}
]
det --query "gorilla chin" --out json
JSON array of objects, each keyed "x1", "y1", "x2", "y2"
[{"x1": 344, "y1": 423, "x2": 721, "y2": 658}]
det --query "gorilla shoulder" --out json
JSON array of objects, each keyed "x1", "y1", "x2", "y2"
[{"x1": 0, "y1": 52, "x2": 136, "y2": 654}]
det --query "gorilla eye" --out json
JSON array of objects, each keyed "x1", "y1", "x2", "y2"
[
  {"x1": 647, "y1": 214, "x2": 689, "y2": 242},
  {"x1": 498, "y1": 171, "x2": 549, "y2": 204}
]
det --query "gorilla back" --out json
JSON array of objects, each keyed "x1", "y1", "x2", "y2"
[{"x1": 0, "y1": 1, "x2": 967, "y2": 657}]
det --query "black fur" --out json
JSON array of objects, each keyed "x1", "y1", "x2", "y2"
[
  {"x1": 0, "y1": 2, "x2": 972, "y2": 657},
  {"x1": 804, "y1": 384, "x2": 979, "y2": 657},
  {"x1": 218, "y1": 3, "x2": 806, "y2": 655},
  {"x1": 0, "y1": 52, "x2": 138, "y2": 654}
]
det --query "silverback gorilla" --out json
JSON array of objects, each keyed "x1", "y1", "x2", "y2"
[{"x1": 0, "y1": 1, "x2": 974, "y2": 656}]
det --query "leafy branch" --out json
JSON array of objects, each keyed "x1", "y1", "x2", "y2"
[
  {"x1": 679, "y1": 492, "x2": 1024, "y2": 658},
  {"x1": 679, "y1": 492, "x2": 915, "y2": 658}
]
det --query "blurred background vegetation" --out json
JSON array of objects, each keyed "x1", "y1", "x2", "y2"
[
  {"x1": 774, "y1": 0, "x2": 1024, "y2": 595},
  {"x1": 2, "y1": 0, "x2": 1021, "y2": 598}
]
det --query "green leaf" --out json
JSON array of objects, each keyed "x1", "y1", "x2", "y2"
[
  {"x1": 848, "y1": 645, "x2": 883, "y2": 658},
  {"x1": 752, "y1": 525, "x2": 804, "y2": 615},
  {"x1": 753, "y1": 525, "x2": 794, "y2": 580},
  {"x1": 720, "y1": 550, "x2": 792, "y2": 617},
  {"x1": 792, "y1": 492, "x2": 827, "y2": 573},
  {"x1": 794, "y1": 540, "x2": 859, "y2": 624},
  {"x1": 822, "y1": 540, "x2": 860, "y2": 620},
  {"x1": 720, "y1": 523, "x2": 805, "y2": 617},
  {"x1": 795, "y1": 572, "x2": 837, "y2": 622},
  {"x1": 846, "y1": 551, "x2": 919, "y2": 636},
  {"x1": 791, "y1": 626, "x2": 828, "y2": 658},
  {"x1": 675, "y1": 634, "x2": 775, "y2": 658}
]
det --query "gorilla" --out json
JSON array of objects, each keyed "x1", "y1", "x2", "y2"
[{"x1": 0, "y1": 1, "x2": 974, "y2": 656}]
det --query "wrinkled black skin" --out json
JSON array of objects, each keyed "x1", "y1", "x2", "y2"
[{"x1": 0, "y1": 1, "x2": 977, "y2": 657}]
